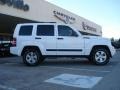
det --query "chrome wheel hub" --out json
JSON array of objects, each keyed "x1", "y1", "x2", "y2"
[
  {"x1": 26, "y1": 52, "x2": 37, "y2": 64},
  {"x1": 95, "y1": 51, "x2": 107, "y2": 63}
]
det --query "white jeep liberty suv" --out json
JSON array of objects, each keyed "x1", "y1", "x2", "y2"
[{"x1": 10, "y1": 23, "x2": 116, "y2": 66}]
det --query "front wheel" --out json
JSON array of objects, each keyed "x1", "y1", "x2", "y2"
[
  {"x1": 89, "y1": 48, "x2": 110, "y2": 65},
  {"x1": 23, "y1": 49, "x2": 44, "y2": 66}
]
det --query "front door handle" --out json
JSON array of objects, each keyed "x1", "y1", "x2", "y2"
[
  {"x1": 35, "y1": 37, "x2": 42, "y2": 39},
  {"x1": 57, "y1": 38, "x2": 64, "y2": 40}
]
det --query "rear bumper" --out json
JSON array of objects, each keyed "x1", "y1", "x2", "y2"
[{"x1": 10, "y1": 47, "x2": 20, "y2": 56}]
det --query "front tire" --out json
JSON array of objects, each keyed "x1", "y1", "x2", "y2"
[
  {"x1": 23, "y1": 49, "x2": 44, "y2": 66},
  {"x1": 89, "y1": 48, "x2": 110, "y2": 65}
]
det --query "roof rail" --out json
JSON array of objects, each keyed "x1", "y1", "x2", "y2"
[{"x1": 39, "y1": 22, "x2": 56, "y2": 23}]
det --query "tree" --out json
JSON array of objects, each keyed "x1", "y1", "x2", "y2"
[
  {"x1": 115, "y1": 38, "x2": 120, "y2": 49},
  {"x1": 118, "y1": 38, "x2": 120, "y2": 43},
  {"x1": 111, "y1": 37, "x2": 114, "y2": 42},
  {"x1": 118, "y1": 38, "x2": 120, "y2": 49},
  {"x1": 111, "y1": 38, "x2": 120, "y2": 49}
]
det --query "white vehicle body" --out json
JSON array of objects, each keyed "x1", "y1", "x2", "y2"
[{"x1": 10, "y1": 23, "x2": 116, "y2": 66}]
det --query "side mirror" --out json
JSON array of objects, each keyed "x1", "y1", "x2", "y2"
[
  {"x1": 74, "y1": 34, "x2": 79, "y2": 37},
  {"x1": 72, "y1": 32, "x2": 79, "y2": 37}
]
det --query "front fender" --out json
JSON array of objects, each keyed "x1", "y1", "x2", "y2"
[{"x1": 84, "y1": 38, "x2": 111, "y2": 55}]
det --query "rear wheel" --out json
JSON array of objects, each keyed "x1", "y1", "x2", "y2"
[
  {"x1": 89, "y1": 48, "x2": 110, "y2": 65},
  {"x1": 23, "y1": 49, "x2": 44, "y2": 66}
]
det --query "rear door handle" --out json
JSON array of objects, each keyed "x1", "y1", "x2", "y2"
[
  {"x1": 83, "y1": 37, "x2": 90, "y2": 39},
  {"x1": 35, "y1": 37, "x2": 42, "y2": 39},
  {"x1": 57, "y1": 38, "x2": 64, "y2": 40}
]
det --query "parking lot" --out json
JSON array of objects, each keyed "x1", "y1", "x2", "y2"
[{"x1": 0, "y1": 50, "x2": 120, "y2": 90}]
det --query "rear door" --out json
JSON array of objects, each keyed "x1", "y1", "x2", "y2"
[
  {"x1": 35, "y1": 24, "x2": 57, "y2": 55},
  {"x1": 56, "y1": 25, "x2": 84, "y2": 56}
]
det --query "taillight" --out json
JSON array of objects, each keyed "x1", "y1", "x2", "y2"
[{"x1": 11, "y1": 38, "x2": 16, "y2": 47}]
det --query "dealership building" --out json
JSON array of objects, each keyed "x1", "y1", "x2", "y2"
[{"x1": 0, "y1": 0, "x2": 102, "y2": 40}]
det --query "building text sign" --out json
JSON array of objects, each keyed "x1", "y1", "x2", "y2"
[
  {"x1": 0, "y1": 0, "x2": 29, "y2": 11},
  {"x1": 82, "y1": 22, "x2": 97, "y2": 32},
  {"x1": 53, "y1": 10, "x2": 76, "y2": 24}
]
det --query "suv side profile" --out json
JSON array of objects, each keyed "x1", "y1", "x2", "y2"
[{"x1": 10, "y1": 23, "x2": 116, "y2": 66}]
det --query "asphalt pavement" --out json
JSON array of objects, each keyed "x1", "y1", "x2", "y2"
[{"x1": 0, "y1": 51, "x2": 120, "y2": 90}]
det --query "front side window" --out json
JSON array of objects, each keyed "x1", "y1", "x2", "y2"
[
  {"x1": 58, "y1": 25, "x2": 78, "y2": 37},
  {"x1": 37, "y1": 25, "x2": 54, "y2": 36},
  {"x1": 19, "y1": 25, "x2": 33, "y2": 36}
]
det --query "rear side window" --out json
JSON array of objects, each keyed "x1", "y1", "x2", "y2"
[
  {"x1": 19, "y1": 25, "x2": 33, "y2": 36},
  {"x1": 37, "y1": 25, "x2": 54, "y2": 36}
]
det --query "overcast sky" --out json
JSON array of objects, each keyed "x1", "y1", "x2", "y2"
[{"x1": 46, "y1": 0, "x2": 120, "y2": 39}]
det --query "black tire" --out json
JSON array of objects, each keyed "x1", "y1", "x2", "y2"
[
  {"x1": 23, "y1": 49, "x2": 44, "y2": 66},
  {"x1": 89, "y1": 48, "x2": 110, "y2": 65}
]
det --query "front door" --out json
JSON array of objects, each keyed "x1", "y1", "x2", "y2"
[{"x1": 56, "y1": 25, "x2": 84, "y2": 56}]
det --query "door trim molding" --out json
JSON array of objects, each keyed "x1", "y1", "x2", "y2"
[{"x1": 46, "y1": 49, "x2": 82, "y2": 52}]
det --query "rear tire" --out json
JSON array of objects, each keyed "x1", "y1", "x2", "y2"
[
  {"x1": 89, "y1": 48, "x2": 110, "y2": 65},
  {"x1": 23, "y1": 49, "x2": 44, "y2": 66}
]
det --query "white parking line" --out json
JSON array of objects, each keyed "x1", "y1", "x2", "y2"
[
  {"x1": 3, "y1": 63, "x2": 16, "y2": 65},
  {"x1": 2, "y1": 63, "x2": 111, "y2": 73},
  {"x1": 0, "y1": 84, "x2": 16, "y2": 90},
  {"x1": 40, "y1": 66, "x2": 111, "y2": 73}
]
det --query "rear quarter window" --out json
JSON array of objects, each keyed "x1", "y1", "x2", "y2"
[{"x1": 19, "y1": 25, "x2": 33, "y2": 36}]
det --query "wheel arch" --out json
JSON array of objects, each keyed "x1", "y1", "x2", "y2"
[
  {"x1": 21, "y1": 46, "x2": 42, "y2": 56},
  {"x1": 90, "y1": 45, "x2": 112, "y2": 57}
]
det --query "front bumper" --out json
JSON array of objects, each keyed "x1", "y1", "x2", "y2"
[{"x1": 110, "y1": 46, "x2": 116, "y2": 57}]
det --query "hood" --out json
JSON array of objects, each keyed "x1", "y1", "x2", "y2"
[{"x1": 83, "y1": 35, "x2": 110, "y2": 41}]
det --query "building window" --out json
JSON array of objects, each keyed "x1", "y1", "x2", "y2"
[
  {"x1": 37, "y1": 25, "x2": 54, "y2": 36},
  {"x1": 19, "y1": 25, "x2": 33, "y2": 36}
]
